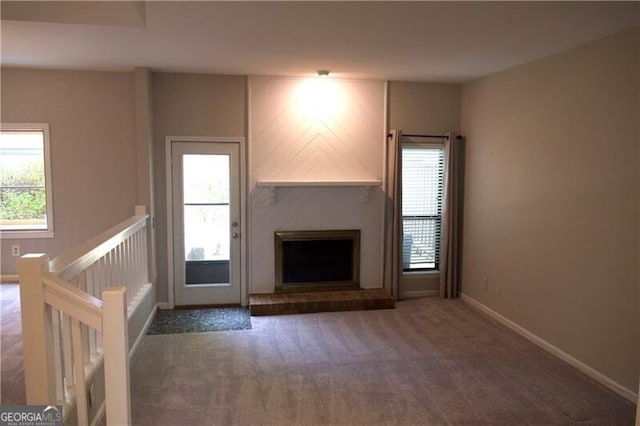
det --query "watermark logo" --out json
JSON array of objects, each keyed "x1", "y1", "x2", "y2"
[{"x1": 0, "y1": 405, "x2": 62, "y2": 426}]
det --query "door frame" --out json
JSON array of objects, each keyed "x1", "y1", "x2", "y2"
[{"x1": 165, "y1": 136, "x2": 247, "y2": 308}]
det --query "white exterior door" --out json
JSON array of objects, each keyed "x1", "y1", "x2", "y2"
[{"x1": 171, "y1": 141, "x2": 241, "y2": 306}]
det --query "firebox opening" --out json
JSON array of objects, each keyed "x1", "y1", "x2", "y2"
[{"x1": 275, "y1": 230, "x2": 360, "y2": 293}]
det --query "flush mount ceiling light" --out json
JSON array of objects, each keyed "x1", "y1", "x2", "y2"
[{"x1": 297, "y1": 71, "x2": 343, "y2": 120}]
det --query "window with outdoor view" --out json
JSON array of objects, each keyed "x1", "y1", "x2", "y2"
[
  {"x1": 0, "y1": 124, "x2": 54, "y2": 238},
  {"x1": 402, "y1": 144, "x2": 444, "y2": 271}
]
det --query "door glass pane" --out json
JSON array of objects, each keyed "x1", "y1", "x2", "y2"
[{"x1": 183, "y1": 154, "x2": 230, "y2": 284}]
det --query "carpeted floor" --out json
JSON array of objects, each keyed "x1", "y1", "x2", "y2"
[
  {"x1": 2, "y1": 284, "x2": 635, "y2": 424},
  {"x1": 147, "y1": 307, "x2": 252, "y2": 335},
  {"x1": 130, "y1": 297, "x2": 635, "y2": 425},
  {"x1": 0, "y1": 284, "x2": 25, "y2": 406}
]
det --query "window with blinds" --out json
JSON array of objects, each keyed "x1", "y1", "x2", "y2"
[{"x1": 401, "y1": 144, "x2": 444, "y2": 271}]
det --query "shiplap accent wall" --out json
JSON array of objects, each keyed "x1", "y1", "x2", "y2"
[{"x1": 248, "y1": 75, "x2": 385, "y2": 293}]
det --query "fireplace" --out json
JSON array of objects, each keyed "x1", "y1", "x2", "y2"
[{"x1": 274, "y1": 230, "x2": 361, "y2": 293}]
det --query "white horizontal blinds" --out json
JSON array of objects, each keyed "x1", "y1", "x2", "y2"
[{"x1": 401, "y1": 145, "x2": 444, "y2": 270}]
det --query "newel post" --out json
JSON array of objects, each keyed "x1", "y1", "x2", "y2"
[
  {"x1": 18, "y1": 254, "x2": 56, "y2": 404},
  {"x1": 102, "y1": 286, "x2": 132, "y2": 426}
]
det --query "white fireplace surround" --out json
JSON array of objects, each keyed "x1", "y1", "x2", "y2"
[
  {"x1": 249, "y1": 185, "x2": 385, "y2": 294},
  {"x1": 256, "y1": 180, "x2": 381, "y2": 204}
]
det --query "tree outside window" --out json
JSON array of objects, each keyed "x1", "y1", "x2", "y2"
[{"x1": 0, "y1": 124, "x2": 54, "y2": 238}]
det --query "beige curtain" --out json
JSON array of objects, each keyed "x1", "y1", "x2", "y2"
[
  {"x1": 439, "y1": 132, "x2": 461, "y2": 298},
  {"x1": 383, "y1": 130, "x2": 403, "y2": 300}
]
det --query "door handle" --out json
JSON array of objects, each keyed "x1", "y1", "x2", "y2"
[{"x1": 232, "y1": 232, "x2": 239, "y2": 239}]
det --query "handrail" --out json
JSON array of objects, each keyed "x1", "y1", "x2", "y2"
[
  {"x1": 50, "y1": 213, "x2": 148, "y2": 280},
  {"x1": 42, "y1": 273, "x2": 103, "y2": 331}
]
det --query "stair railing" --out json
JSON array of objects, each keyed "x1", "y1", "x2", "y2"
[{"x1": 18, "y1": 206, "x2": 151, "y2": 426}]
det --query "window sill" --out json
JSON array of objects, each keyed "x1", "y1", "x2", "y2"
[
  {"x1": 403, "y1": 270, "x2": 439, "y2": 278},
  {"x1": 0, "y1": 230, "x2": 54, "y2": 239}
]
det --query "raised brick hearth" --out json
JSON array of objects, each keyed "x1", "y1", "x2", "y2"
[{"x1": 248, "y1": 289, "x2": 395, "y2": 316}]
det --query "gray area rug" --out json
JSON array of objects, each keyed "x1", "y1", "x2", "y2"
[{"x1": 147, "y1": 307, "x2": 252, "y2": 335}]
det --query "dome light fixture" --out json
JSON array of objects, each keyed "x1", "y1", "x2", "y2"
[{"x1": 317, "y1": 70, "x2": 330, "y2": 77}]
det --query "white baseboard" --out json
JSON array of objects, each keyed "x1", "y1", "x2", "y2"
[
  {"x1": 128, "y1": 285, "x2": 157, "y2": 360},
  {"x1": 157, "y1": 302, "x2": 173, "y2": 310},
  {"x1": 402, "y1": 289, "x2": 439, "y2": 299},
  {"x1": 460, "y1": 292, "x2": 638, "y2": 404},
  {"x1": 129, "y1": 303, "x2": 157, "y2": 360}
]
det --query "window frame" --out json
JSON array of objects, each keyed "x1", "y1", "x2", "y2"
[
  {"x1": 401, "y1": 141, "x2": 444, "y2": 273},
  {"x1": 0, "y1": 123, "x2": 54, "y2": 239}
]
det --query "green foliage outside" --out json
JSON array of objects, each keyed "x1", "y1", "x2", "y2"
[{"x1": 0, "y1": 162, "x2": 46, "y2": 221}]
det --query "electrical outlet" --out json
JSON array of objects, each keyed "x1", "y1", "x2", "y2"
[
  {"x1": 11, "y1": 245, "x2": 20, "y2": 257},
  {"x1": 482, "y1": 277, "x2": 488, "y2": 290}
]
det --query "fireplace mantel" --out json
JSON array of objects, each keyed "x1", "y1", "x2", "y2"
[{"x1": 257, "y1": 179, "x2": 381, "y2": 204}]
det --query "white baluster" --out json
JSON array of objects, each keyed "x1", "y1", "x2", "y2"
[
  {"x1": 142, "y1": 227, "x2": 149, "y2": 284},
  {"x1": 132, "y1": 230, "x2": 139, "y2": 296},
  {"x1": 86, "y1": 264, "x2": 98, "y2": 358},
  {"x1": 139, "y1": 229, "x2": 145, "y2": 286},
  {"x1": 62, "y1": 313, "x2": 74, "y2": 399},
  {"x1": 50, "y1": 308, "x2": 64, "y2": 403},
  {"x1": 98, "y1": 257, "x2": 106, "y2": 296},
  {"x1": 86, "y1": 263, "x2": 95, "y2": 298},
  {"x1": 105, "y1": 251, "x2": 113, "y2": 292},
  {"x1": 124, "y1": 238, "x2": 133, "y2": 299},
  {"x1": 81, "y1": 322, "x2": 90, "y2": 368},
  {"x1": 116, "y1": 244, "x2": 122, "y2": 287},
  {"x1": 79, "y1": 269, "x2": 87, "y2": 293},
  {"x1": 71, "y1": 318, "x2": 89, "y2": 426},
  {"x1": 133, "y1": 231, "x2": 141, "y2": 296},
  {"x1": 134, "y1": 232, "x2": 141, "y2": 294}
]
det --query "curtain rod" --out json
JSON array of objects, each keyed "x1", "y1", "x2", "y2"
[
  {"x1": 386, "y1": 133, "x2": 463, "y2": 140},
  {"x1": 402, "y1": 133, "x2": 448, "y2": 139}
]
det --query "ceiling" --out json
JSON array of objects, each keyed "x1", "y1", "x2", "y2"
[{"x1": 1, "y1": 1, "x2": 638, "y2": 83}]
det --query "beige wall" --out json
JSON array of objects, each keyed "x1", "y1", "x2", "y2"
[
  {"x1": 388, "y1": 81, "x2": 461, "y2": 135},
  {"x1": 461, "y1": 28, "x2": 639, "y2": 392},
  {"x1": 151, "y1": 72, "x2": 246, "y2": 303},
  {"x1": 387, "y1": 81, "x2": 462, "y2": 296},
  {"x1": 0, "y1": 68, "x2": 137, "y2": 275}
]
